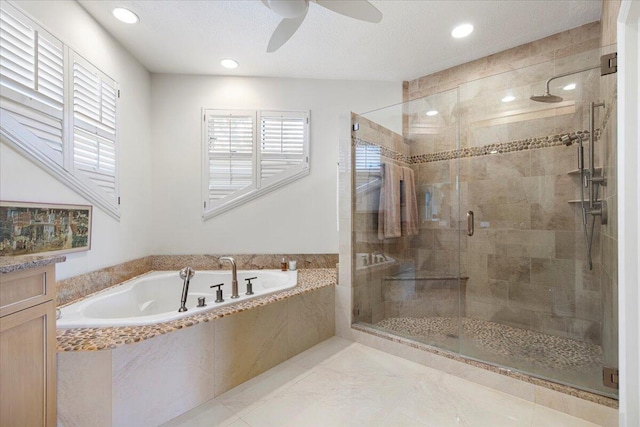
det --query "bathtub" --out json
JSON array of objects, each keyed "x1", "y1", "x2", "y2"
[{"x1": 57, "y1": 269, "x2": 297, "y2": 328}]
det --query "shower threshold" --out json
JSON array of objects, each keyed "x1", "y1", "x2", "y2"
[{"x1": 353, "y1": 316, "x2": 619, "y2": 405}]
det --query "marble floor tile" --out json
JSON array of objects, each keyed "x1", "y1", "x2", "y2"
[
  {"x1": 216, "y1": 359, "x2": 312, "y2": 415},
  {"x1": 532, "y1": 405, "x2": 602, "y2": 427},
  {"x1": 161, "y1": 400, "x2": 240, "y2": 427},
  {"x1": 169, "y1": 337, "x2": 611, "y2": 427}
]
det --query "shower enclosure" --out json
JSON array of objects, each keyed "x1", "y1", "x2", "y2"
[{"x1": 350, "y1": 46, "x2": 618, "y2": 398}]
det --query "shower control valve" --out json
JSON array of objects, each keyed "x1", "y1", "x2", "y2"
[
  {"x1": 210, "y1": 283, "x2": 225, "y2": 303},
  {"x1": 245, "y1": 277, "x2": 257, "y2": 295}
]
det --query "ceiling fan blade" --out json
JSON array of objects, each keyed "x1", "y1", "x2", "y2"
[
  {"x1": 315, "y1": 0, "x2": 382, "y2": 23},
  {"x1": 267, "y1": 9, "x2": 307, "y2": 52}
]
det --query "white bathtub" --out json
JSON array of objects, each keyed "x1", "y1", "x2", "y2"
[{"x1": 57, "y1": 269, "x2": 297, "y2": 328}]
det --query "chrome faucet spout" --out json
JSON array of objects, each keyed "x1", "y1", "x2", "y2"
[{"x1": 220, "y1": 257, "x2": 239, "y2": 299}]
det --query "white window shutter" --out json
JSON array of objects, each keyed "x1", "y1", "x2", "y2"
[
  {"x1": 354, "y1": 143, "x2": 382, "y2": 192},
  {"x1": 206, "y1": 111, "x2": 255, "y2": 201},
  {"x1": 203, "y1": 109, "x2": 309, "y2": 218},
  {"x1": 0, "y1": 8, "x2": 35, "y2": 90},
  {"x1": 258, "y1": 111, "x2": 308, "y2": 187},
  {"x1": 0, "y1": 4, "x2": 64, "y2": 166},
  {"x1": 72, "y1": 54, "x2": 118, "y2": 204}
]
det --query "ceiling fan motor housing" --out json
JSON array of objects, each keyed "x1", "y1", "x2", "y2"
[{"x1": 268, "y1": 0, "x2": 309, "y2": 18}]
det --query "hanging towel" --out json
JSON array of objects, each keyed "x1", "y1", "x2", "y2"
[
  {"x1": 401, "y1": 166, "x2": 419, "y2": 236},
  {"x1": 378, "y1": 162, "x2": 402, "y2": 239}
]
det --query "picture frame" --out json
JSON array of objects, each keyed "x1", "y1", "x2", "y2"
[{"x1": 0, "y1": 201, "x2": 92, "y2": 257}]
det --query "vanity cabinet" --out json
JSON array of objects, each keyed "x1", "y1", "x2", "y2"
[{"x1": 0, "y1": 264, "x2": 57, "y2": 427}]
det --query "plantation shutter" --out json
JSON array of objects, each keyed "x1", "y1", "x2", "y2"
[
  {"x1": 206, "y1": 111, "x2": 255, "y2": 201},
  {"x1": 202, "y1": 109, "x2": 309, "y2": 218},
  {"x1": 72, "y1": 55, "x2": 118, "y2": 200},
  {"x1": 0, "y1": 4, "x2": 64, "y2": 165},
  {"x1": 354, "y1": 143, "x2": 381, "y2": 189},
  {"x1": 258, "y1": 111, "x2": 308, "y2": 186}
]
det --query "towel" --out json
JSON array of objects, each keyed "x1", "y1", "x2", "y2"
[
  {"x1": 401, "y1": 166, "x2": 419, "y2": 236},
  {"x1": 378, "y1": 162, "x2": 402, "y2": 239}
]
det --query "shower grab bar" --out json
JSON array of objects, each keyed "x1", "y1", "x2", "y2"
[{"x1": 467, "y1": 211, "x2": 474, "y2": 236}]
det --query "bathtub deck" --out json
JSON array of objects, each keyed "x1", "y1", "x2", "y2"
[{"x1": 56, "y1": 268, "x2": 336, "y2": 352}]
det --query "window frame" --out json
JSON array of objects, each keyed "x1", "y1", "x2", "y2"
[{"x1": 202, "y1": 108, "x2": 310, "y2": 219}]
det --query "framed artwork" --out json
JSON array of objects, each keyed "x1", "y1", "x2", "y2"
[{"x1": 0, "y1": 201, "x2": 92, "y2": 256}]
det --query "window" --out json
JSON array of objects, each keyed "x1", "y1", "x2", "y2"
[
  {"x1": 354, "y1": 143, "x2": 381, "y2": 193},
  {"x1": 203, "y1": 109, "x2": 310, "y2": 218},
  {"x1": 0, "y1": 3, "x2": 120, "y2": 219}
]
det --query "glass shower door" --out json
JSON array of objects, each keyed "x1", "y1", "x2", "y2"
[{"x1": 456, "y1": 47, "x2": 618, "y2": 398}]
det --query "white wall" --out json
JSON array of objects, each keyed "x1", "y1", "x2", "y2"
[
  {"x1": 150, "y1": 75, "x2": 400, "y2": 254},
  {"x1": 0, "y1": 1, "x2": 152, "y2": 279}
]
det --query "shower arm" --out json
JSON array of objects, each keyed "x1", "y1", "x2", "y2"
[{"x1": 542, "y1": 65, "x2": 600, "y2": 96}]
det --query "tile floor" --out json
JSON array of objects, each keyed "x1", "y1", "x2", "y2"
[{"x1": 162, "y1": 337, "x2": 602, "y2": 427}]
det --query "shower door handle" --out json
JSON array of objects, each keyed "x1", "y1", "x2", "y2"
[{"x1": 467, "y1": 211, "x2": 474, "y2": 236}]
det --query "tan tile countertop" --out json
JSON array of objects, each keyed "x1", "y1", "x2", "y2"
[
  {"x1": 0, "y1": 254, "x2": 67, "y2": 274},
  {"x1": 56, "y1": 268, "x2": 336, "y2": 352}
]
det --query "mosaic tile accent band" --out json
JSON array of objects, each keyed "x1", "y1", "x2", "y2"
[{"x1": 354, "y1": 130, "x2": 601, "y2": 165}]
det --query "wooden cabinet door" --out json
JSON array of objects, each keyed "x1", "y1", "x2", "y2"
[{"x1": 0, "y1": 301, "x2": 57, "y2": 427}]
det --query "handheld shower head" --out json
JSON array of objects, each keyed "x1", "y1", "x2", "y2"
[{"x1": 562, "y1": 133, "x2": 585, "y2": 171}]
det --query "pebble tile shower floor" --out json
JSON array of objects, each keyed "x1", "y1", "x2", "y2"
[{"x1": 375, "y1": 316, "x2": 606, "y2": 394}]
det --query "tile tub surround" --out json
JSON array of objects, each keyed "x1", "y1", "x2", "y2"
[
  {"x1": 57, "y1": 278, "x2": 335, "y2": 427},
  {"x1": 57, "y1": 268, "x2": 336, "y2": 351},
  {"x1": 56, "y1": 253, "x2": 337, "y2": 305}
]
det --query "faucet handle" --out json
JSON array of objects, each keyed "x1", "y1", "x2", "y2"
[
  {"x1": 244, "y1": 277, "x2": 257, "y2": 295},
  {"x1": 210, "y1": 283, "x2": 224, "y2": 303}
]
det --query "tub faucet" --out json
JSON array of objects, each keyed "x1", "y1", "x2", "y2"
[{"x1": 219, "y1": 257, "x2": 239, "y2": 299}]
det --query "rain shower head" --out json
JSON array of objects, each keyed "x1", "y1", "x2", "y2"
[
  {"x1": 530, "y1": 64, "x2": 600, "y2": 104},
  {"x1": 530, "y1": 92, "x2": 563, "y2": 103},
  {"x1": 561, "y1": 134, "x2": 578, "y2": 146}
]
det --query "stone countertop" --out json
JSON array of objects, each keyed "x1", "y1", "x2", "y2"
[
  {"x1": 56, "y1": 268, "x2": 336, "y2": 352},
  {"x1": 0, "y1": 254, "x2": 67, "y2": 274}
]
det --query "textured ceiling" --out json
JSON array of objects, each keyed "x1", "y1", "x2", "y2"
[{"x1": 77, "y1": 0, "x2": 602, "y2": 81}]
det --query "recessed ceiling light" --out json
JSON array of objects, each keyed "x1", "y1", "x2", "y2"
[
  {"x1": 221, "y1": 59, "x2": 239, "y2": 69},
  {"x1": 451, "y1": 23, "x2": 473, "y2": 39},
  {"x1": 563, "y1": 83, "x2": 577, "y2": 91},
  {"x1": 112, "y1": 8, "x2": 139, "y2": 24},
  {"x1": 501, "y1": 95, "x2": 516, "y2": 103},
  {"x1": 426, "y1": 110, "x2": 438, "y2": 116}
]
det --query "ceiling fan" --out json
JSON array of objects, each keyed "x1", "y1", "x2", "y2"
[{"x1": 262, "y1": 0, "x2": 383, "y2": 52}]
